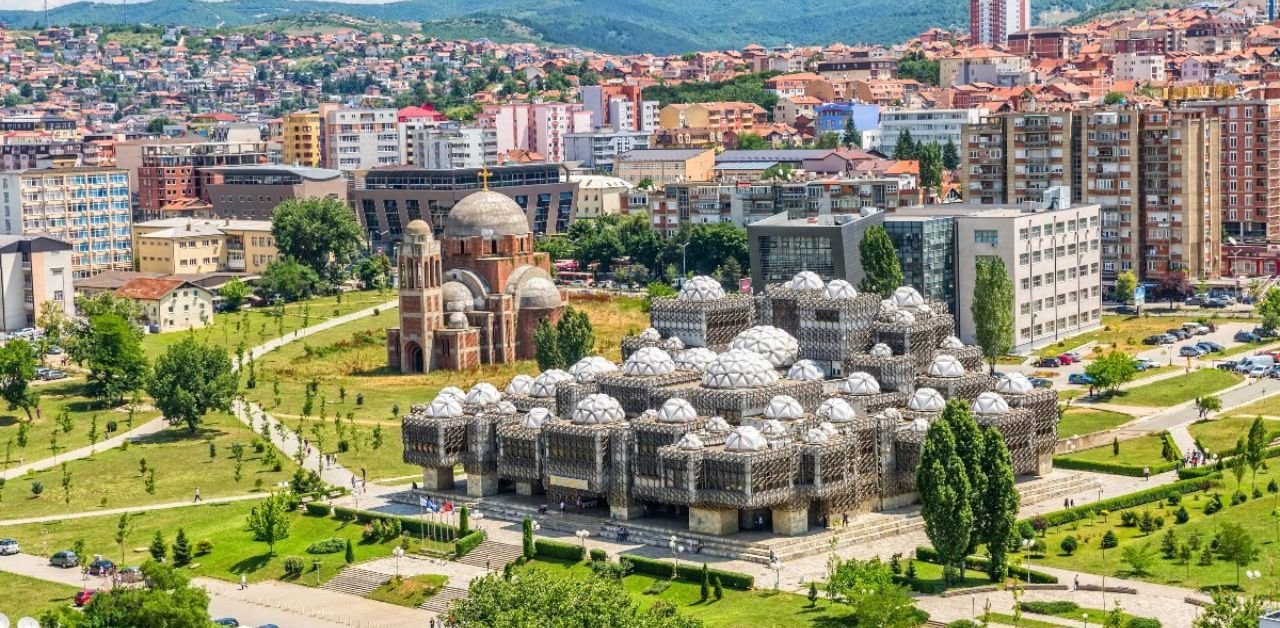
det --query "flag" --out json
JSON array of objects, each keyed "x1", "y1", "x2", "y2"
[{"x1": 443, "y1": 501, "x2": 454, "y2": 512}]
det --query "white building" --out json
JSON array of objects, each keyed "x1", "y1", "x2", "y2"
[
  {"x1": 1113, "y1": 53, "x2": 1167, "y2": 83},
  {"x1": 570, "y1": 175, "x2": 634, "y2": 219},
  {"x1": 565, "y1": 130, "x2": 651, "y2": 169},
  {"x1": 0, "y1": 166, "x2": 133, "y2": 279},
  {"x1": 0, "y1": 235, "x2": 74, "y2": 331},
  {"x1": 409, "y1": 123, "x2": 498, "y2": 169},
  {"x1": 322, "y1": 108, "x2": 401, "y2": 170},
  {"x1": 879, "y1": 108, "x2": 989, "y2": 157},
  {"x1": 481, "y1": 103, "x2": 594, "y2": 163}
]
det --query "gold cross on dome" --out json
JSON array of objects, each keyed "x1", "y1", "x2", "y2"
[{"x1": 478, "y1": 165, "x2": 492, "y2": 190}]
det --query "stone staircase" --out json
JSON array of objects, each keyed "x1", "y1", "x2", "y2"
[
  {"x1": 319, "y1": 566, "x2": 389, "y2": 597},
  {"x1": 1016, "y1": 472, "x2": 1102, "y2": 508},
  {"x1": 456, "y1": 539, "x2": 524, "y2": 570},
  {"x1": 420, "y1": 585, "x2": 469, "y2": 613}
]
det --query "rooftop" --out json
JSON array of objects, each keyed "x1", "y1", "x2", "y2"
[
  {"x1": 750, "y1": 210, "x2": 881, "y2": 228},
  {"x1": 616, "y1": 149, "x2": 712, "y2": 161},
  {"x1": 114, "y1": 277, "x2": 193, "y2": 300},
  {"x1": 137, "y1": 217, "x2": 273, "y2": 232},
  {"x1": 200, "y1": 164, "x2": 343, "y2": 180}
]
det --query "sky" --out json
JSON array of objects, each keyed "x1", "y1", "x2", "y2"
[{"x1": 5, "y1": 0, "x2": 403, "y2": 9}]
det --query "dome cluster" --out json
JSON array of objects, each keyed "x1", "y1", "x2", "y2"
[
  {"x1": 530, "y1": 369, "x2": 573, "y2": 398},
  {"x1": 786, "y1": 359, "x2": 824, "y2": 381},
  {"x1": 464, "y1": 382, "x2": 501, "y2": 405},
  {"x1": 424, "y1": 396, "x2": 464, "y2": 418},
  {"x1": 569, "y1": 356, "x2": 618, "y2": 383},
  {"x1": 996, "y1": 373, "x2": 1034, "y2": 395},
  {"x1": 702, "y1": 349, "x2": 780, "y2": 390},
  {"x1": 572, "y1": 394, "x2": 626, "y2": 425},
  {"x1": 764, "y1": 395, "x2": 805, "y2": 421},
  {"x1": 823, "y1": 279, "x2": 858, "y2": 300},
  {"x1": 521, "y1": 407, "x2": 551, "y2": 429},
  {"x1": 816, "y1": 397, "x2": 856, "y2": 422},
  {"x1": 623, "y1": 346, "x2": 677, "y2": 377},
  {"x1": 731, "y1": 326, "x2": 799, "y2": 368},
  {"x1": 657, "y1": 398, "x2": 698, "y2": 423},
  {"x1": 972, "y1": 392, "x2": 1010, "y2": 415},
  {"x1": 725, "y1": 426, "x2": 767, "y2": 452},
  {"x1": 674, "y1": 347, "x2": 718, "y2": 372},
  {"x1": 927, "y1": 354, "x2": 966, "y2": 378},
  {"x1": 892, "y1": 286, "x2": 926, "y2": 309},
  {"x1": 678, "y1": 276, "x2": 726, "y2": 302},
  {"x1": 506, "y1": 374, "x2": 534, "y2": 395},
  {"x1": 786, "y1": 271, "x2": 825, "y2": 291}
]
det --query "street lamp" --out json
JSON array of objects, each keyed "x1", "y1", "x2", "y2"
[
  {"x1": 575, "y1": 529, "x2": 590, "y2": 548},
  {"x1": 1247, "y1": 569, "x2": 1261, "y2": 592},
  {"x1": 1082, "y1": 612, "x2": 1088, "y2": 628},
  {"x1": 1021, "y1": 538, "x2": 1036, "y2": 584},
  {"x1": 769, "y1": 559, "x2": 784, "y2": 591},
  {"x1": 669, "y1": 536, "x2": 685, "y2": 578},
  {"x1": 679, "y1": 242, "x2": 690, "y2": 285},
  {"x1": 472, "y1": 510, "x2": 485, "y2": 532},
  {"x1": 392, "y1": 546, "x2": 404, "y2": 579}
]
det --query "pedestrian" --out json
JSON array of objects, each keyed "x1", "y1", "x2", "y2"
[
  {"x1": 1143, "y1": 466, "x2": 1150, "y2": 481},
  {"x1": 486, "y1": 560, "x2": 491, "y2": 571},
  {"x1": 361, "y1": 478, "x2": 367, "y2": 494},
  {"x1": 842, "y1": 512, "x2": 849, "y2": 528},
  {"x1": 193, "y1": 487, "x2": 201, "y2": 503},
  {"x1": 1063, "y1": 498, "x2": 1069, "y2": 509},
  {"x1": 361, "y1": 467, "x2": 367, "y2": 481},
  {"x1": 559, "y1": 498, "x2": 566, "y2": 514},
  {"x1": 769, "y1": 550, "x2": 777, "y2": 563},
  {"x1": 240, "y1": 574, "x2": 247, "y2": 590},
  {"x1": 1074, "y1": 574, "x2": 1079, "y2": 590}
]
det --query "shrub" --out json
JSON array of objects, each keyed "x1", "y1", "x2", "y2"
[
  {"x1": 105, "y1": 420, "x2": 117, "y2": 433},
  {"x1": 1019, "y1": 601, "x2": 1080, "y2": 614},
  {"x1": 623, "y1": 555, "x2": 755, "y2": 589},
  {"x1": 305, "y1": 538, "x2": 347, "y2": 554},
  {"x1": 455, "y1": 530, "x2": 486, "y2": 559},
  {"x1": 913, "y1": 547, "x2": 1057, "y2": 584},
  {"x1": 1060, "y1": 535, "x2": 1078, "y2": 555},
  {"x1": 948, "y1": 622, "x2": 981, "y2": 628},
  {"x1": 643, "y1": 580, "x2": 671, "y2": 595},
  {"x1": 1127, "y1": 619, "x2": 1161, "y2": 628},
  {"x1": 1166, "y1": 494, "x2": 1181, "y2": 506},
  {"x1": 1174, "y1": 506, "x2": 1190, "y2": 524},
  {"x1": 1231, "y1": 490, "x2": 1248, "y2": 506},
  {"x1": 196, "y1": 540, "x2": 213, "y2": 555},
  {"x1": 345, "y1": 539, "x2": 355, "y2": 564},
  {"x1": 283, "y1": 556, "x2": 305, "y2": 576},
  {"x1": 1120, "y1": 511, "x2": 1140, "y2": 527},
  {"x1": 589, "y1": 548, "x2": 607, "y2": 562},
  {"x1": 1269, "y1": 478, "x2": 1279, "y2": 494},
  {"x1": 1053, "y1": 456, "x2": 1178, "y2": 477},
  {"x1": 332, "y1": 506, "x2": 358, "y2": 521},
  {"x1": 1026, "y1": 474, "x2": 1218, "y2": 529},
  {"x1": 1101, "y1": 530, "x2": 1118, "y2": 549},
  {"x1": 304, "y1": 502, "x2": 332, "y2": 517},
  {"x1": 534, "y1": 539, "x2": 585, "y2": 562},
  {"x1": 1204, "y1": 494, "x2": 1224, "y2": 515}
]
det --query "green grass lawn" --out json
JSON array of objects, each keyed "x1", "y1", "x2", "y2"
[
  {"x1": 520, "y1": 557, "x2": 860, "y2": 627},
  {"x1": 1, "y1": 380, "x2": 163, "y2": 471},
  {"x1": 140, "y1": 289, "x2": 393, "y2": 358},
  {"x1": 0, "y1": 571, "x2": 80, "y2": 619},
  {"x1": 982, "y1": 612, "x2": 1062, "y2": 628},
  {"x1": 1034, "y1": 473, "x2": 1280, "y2": 596},
  {"x1": 1188, "y1": 416, "x2": 1280, "y2": 457},
  {"x1": 1020, "y1": 602, "x2": 1153, "y2": 626},
  {"x1": 1037, "y1": 314, "x2": 1262, "y2": 360},
  {"x1": 1218, "y1": 341, "x2": 1276, "y2": 358},
  {"x1": 1058, "y1": 408, "x2": 1133, "y2": 439},
  {"x1": 1132, "y1": 365, "x2": 1178, "y2": 381},
  {"x1": 0, "y1": 501, "x2": 406, "y2": 586},
  {"x1": 367, "y1": 573, "x2": 449, "y2": 607},
  {"x1": 2, "y1": 411, "x2": 297, "y2": 518},
  {"x1": 1228, "y1": 394, "x2": 1280, "y2": 418},
  {"x1": 1106, "y1": 369, "x2": 1242, "y2": 407},
  {"x1": 1055, "y1": 433, "x2": 1171, "y2": 472}
]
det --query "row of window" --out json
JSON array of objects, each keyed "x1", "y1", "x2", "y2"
[
  {"x1": 1019, "y1": 264, "x2": 1101, "y2": 289},
  {"x1": 1019, "y1": 287, "x2": 1100, "y2": 314},
  {"x1": 1018, "y1": 309, "x2": 1102, "y2": 341}
]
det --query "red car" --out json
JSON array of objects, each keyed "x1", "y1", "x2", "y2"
[
  {"x1": 75, "y1": 589, "x2": 95, "y2": 607},
  {"x1": 1056, "y1": 354, "x2": 1075, "y2": 365}
]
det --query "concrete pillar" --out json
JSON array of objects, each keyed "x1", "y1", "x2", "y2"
[
  {"x1": 689, "y1": 507, "x2": 738, "y2": 536},
  {"x1": 466, "y1": 471, "x2": 500, "y2": 497},
  {"x1": 610, "y1": 501, "x2": 645, "y2": 521},
  {"x1": 771, "y1": 507, "x2": 808, "y2": 536},
  {"x1": 1036, "y1": 451, "x2": 1053, "y2": 477},
  {"x1": 515, "y1": 481, "x2": 542, "y2": 496},
  {"x1": 422, "y1": 466, "x2": 455, "y2": 491}
]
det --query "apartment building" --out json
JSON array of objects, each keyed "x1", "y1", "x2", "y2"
[
  {"x1": 880, "y1": 108, "x2": 989, "y2": 157},
  {"x1": 815, "y1": 57, "x2": 899, "y2": 84},
  {"x1": 0, "y1": 235, "x2": 75, "y2": 331},
  {"x1": 281, "y1": 111, "x2": 322, "y2": 167},
  {"x1": 480, "y1": 103, "x2": 594, "y2": 164},
  {"x1": 570, "y1": 175, "x2": 633, "y2": 220},
  {"x1": 938, "y1": 49, "x2": 1031, "y2": 87},
  {"x1": 408, "y1": 122, "x2": 498, "y2": 169},
  {"x1": 116, "y1": 139, "x2": 271, "y2": 221},
  {"x1": 200, "y1": 165, "x2": 347, "y2": 220},
  {"x1": 564, "y1": 130, "x2": 651, "y2": 169},
  {"x1": 970, "y1": 0, "x2": 1031, "y2": 46},
  {"x1": 883, "y1": 215, "x2": 957, "y2": 308},
  {"x1": 1005, "y1": 28, "x2": 1071, "y2": 59},
  {"x1": 613, "y1": 149, "x2": 716, "y2": 187},
  {"x1": 133, "y1": 217, "x2": 277, "y2": 275},
  {"x1": 0, "y1": 166, "x2": 133, "y2": 279},
  {"x1": 962, "y1": 110, "x2": 1074, "y2": 207},
  {"x1": 322, "y1": 107, "x2": 401, "y2": 170},
  {"x1": 650, "y1": 177, "x2": 919, "y2": 230},
  {"x1": 580, "y1": 85, "x2": 658, "y2": 133},
  {"x1": 657, "y1": 102, "x2": 769, "y2": 139},
  {"x1": 114, "y1": 277, "x2": 215, "y2": 332},
  {"x1": 1182, "y1": 100, "x2": 1280, "y2": 247},
  {"x1": 1113, "y1": 52, "x2": 1167, "y2": 83}
]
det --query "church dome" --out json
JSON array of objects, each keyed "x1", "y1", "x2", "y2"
[
  {"x1": 518, "y1": 277, "x2": 562, "y2": 310},
  {"x1": 764, "y1": 395, "x2": 805, "y2": 421},
  {"x1": 816, "y1": 398, "x2": 856, "y2": 422},
  {"x1": 465, "y1": 382, "x2": 501, "y2": 405},
  {"x1": 521, "y1": 407, "x2": 551, "y2": 429},
  {"x1": 444, "y1": 189, "x2": 530, "y2": 238},
  {"x1": 841, "y1": 372, "x2": 881, "y2": 395},
  {"x1": 679, "y1": 276, "x2": 726, "y2": 301},
  {"x1": 442, "y1": 281, "x2": 475, "y2": 312},
  {"x1": 572, "y1": 394, "x2": 626, "y2": 425},
  {"x1": 972, "y1": 392, "x2": 1011, "y2": 415},
  {"x1": 908, "y1": 388, "x2": 946, "y2": 412},
  {"x1": 823, "y1": 279, "x2": 858, "y2": 299},
  {"x1": 505, "y1": 374, "x2": 534, "y2": 395},
  {"x1": 996, "y1": 373, "x2": 1034, "y2": 395},
  {"x1": 424, "y1": 396, "x2": 464, "y2": 418},
  {"x1": 569, "y1": 356, "x2": 618, "y2": 383},
  {"x1": 731, "y1": 325, "x2": 799, "y2": 368},
  {"x1": 623, "y1": 346, "x2": 677, "y2": 377},
  {"x1": 530, "y1": 369, "x2": 573, "y2": 398},
  {"x1": 674, "y1": 347, "x2": 718, "y2": 372},
  {"x1": 725, "y1": 426, "x2": 767, "y2": 452},
  {"x1": 702, "y1": 349, "x2": 780, "y2": 389},
  {"x1": 657, "y1": 398, "x2": 698, "y2": 423},
  {"x1": 787, "y1": 359, "x2": 824, "y2": 381},
  {"x1": 405, "y1": 219, "x2": 432, "y2": 237},
  {"x1": 786, "y1": 271, "x2": 824, "y2": 291},
  {"x1": 927, "y1": 354, "x2": 966, "y2": 378}
]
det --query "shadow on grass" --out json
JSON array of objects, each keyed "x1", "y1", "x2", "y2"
[{"x1": 230, "y1": 552, "x2": 273, "y2": 575}]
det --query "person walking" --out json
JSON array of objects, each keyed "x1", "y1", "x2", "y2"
[
  {"x1": 193, "y1": 487, "x2": 202, "y2": 503},
  {"x1": 240, "y1": 574, "x2": 247, "y2": 590},
  {"x1": 559, "y1": 498, "x2": 566, "y2": 514},
  {"x1": 1143, "y1": 466, "x2": 1150, "y2": 481},
  {"x1": 1074, "y1": 574, "x2": 1079, "y2": 590}
]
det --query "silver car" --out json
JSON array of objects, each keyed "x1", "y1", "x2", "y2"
[{"x1": 0, "y1": 539, "x2": 19, "y2": 555}]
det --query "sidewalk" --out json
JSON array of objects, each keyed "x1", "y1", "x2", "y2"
[{"x1": 2, "y1": 417, "x2": 168, "y2": 481}]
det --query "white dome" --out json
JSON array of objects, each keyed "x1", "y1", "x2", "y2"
[
  {"x1": 569, "y1": 356, "x2": 618, "y2": 383},
  {"x1": 623, "y1": 346, "x2": 677, "y2": 377},
  {"x1": 638, "y1": 409, "x2": 658, "y2": 422},
  {"x1": 679, "y1": 276, "x2": 726, "y2": 301},
  {"x1": 424, "y1": 396, "x2": 464, "y2": 418},
  {"x1": 940, "y1": 335, "x2": 964, "y2": 350},
  {"x1": 657, "y1": 398, "x2": 698, "y2": 423},
  {"x1": 764, "y1": 395, "x2": 805, "y2": 421},
  {"x1": 891, "y1": 310, "x2": 917, "y2": 324},
  {"x1": 495, "y1": 401, "x2": 518, "y2": 415},
  {"x1": 724, "y1": 426, "x2": 767, "y2": 452},
  {"x1": 761, "y1": 419, "x2": 788, "y2": 438},
  {"x1": 572, "y1": 394, "x2": 626, "y2": 425},
  {"x1": 674, "y1": 347, "x2": 718, "y2": 372},
  {"x1": 447, "y1": 312, "x2": 469, "y2": 329},
  {"x1": 787, "y1": 271, "x2": 824, "y2": 291},
  {"x1": 972, "y1": 392, "x2": 1011, "y2": 415},
  {"x1": 530, "y1": 369, "x2": 573, "y2": 398},
  {"x1": 841, "y1": 372, "x2": 881, "y2": 395},
  {"x1": 663, "y1": 336, "x2": 685, "y2": 351},
  {"x1": 892, "y1": 286, "x2": 926, "y2": 308},
  {"x1": 816, "y1": 398, "x2": 856, "y2": 422},
  {"x1": 705, "y1": 416, "x2": 732, "y2": 432},
  {"x1": 521, "y1": 407, "x2": 551, "y2": 429},
  {"x1": 465, "y1": 382, "x2": 501, "y2": 406},
  {"x1": 908, "y1": 388, "x2": 947, "y2": 412},
  {"x1": 917, "y1": 303, "x2": 934, "y2": 316},
  {"x1": 911, "y1": 418, "x2": 930, "y2": 433},
  {"x1": 818, "y1": 421, "x2": 839, "y2": 437},
  {"x1": 787, "y1": 359, "x2": 825, "y2": 381},
  {"x1": 879, "y1": 299, "x2": 898, "y2": 316},
  {"x1": 438, "y1": 386, "x2": 465, "y2": 400},
  {"x1": 702, "y1": 349, "x2": 780, "y2": 389},
  {"x1": 730, "y1": 325, "x2": 799, "y2": 368},
  {"x1": 804, "y1": 428, "x2": 830, "y2": 444},
  {"x1": 882, "y1": 408, "x2": 904, "y2": 422},
  {"x1": 823, "y1": 279, "x2": 858, "y2": 300},
  {"x1": 869, "y1": 343, "x2": 893, "y2": 359},
  {"x1": 996, "y1": 373, "x2": 1034, "y2": 395},
  {"x1": 638, "y1": 328, "x2": 662, "y2": 342},
  {"x1": 927, "y1": 354, "x2": 966, "y2": 378},
  {"x1": 505, "y1": 374, "x2": 534, "y2": 395},
  {"x1": 677, "y1": 433, "x2": 705, "y2": 450}
]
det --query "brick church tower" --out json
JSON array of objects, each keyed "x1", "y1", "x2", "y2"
[{"x1": 387, "y1": 219, "x2": 443, "y2": 373}]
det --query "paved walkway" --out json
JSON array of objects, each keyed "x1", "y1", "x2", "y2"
[
  {"x1": 1, "y1": 417, "x2": 168, "y2": 481},
  {"x1": 241, "y1": 299, "x2": 397, "y2": 365}
]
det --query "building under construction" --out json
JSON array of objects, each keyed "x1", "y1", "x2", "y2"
[{"x1": 402, "y1": 272, "x2": 1058, "y2": 536}]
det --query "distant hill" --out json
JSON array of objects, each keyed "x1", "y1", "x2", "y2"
[{"x1": 0, "y1": 0, "x2": 1115, "y2": 54}]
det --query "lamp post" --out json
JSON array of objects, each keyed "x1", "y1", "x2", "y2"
[
  {"x1": 1082, "y1": 612, "x2": 1088, "y2": 628},
  {"x1": 392, "y1": 546, "x2": 404, "y2": 579},
  {"x1": 679, "y1": 242, "x2": 690, "y2": 285},
  {"x1": 769, "y1": 559, "x2": 784, "y2": 591},
  {"x1": 669, "y1": 536, "x2": 684, "y2": 579},
  {"x1": 1022, "y1": 538, "x2": 1035, "y2": 584},
  {"x1": 576, "y1": 529, "x2": 590, "y2": 549},
  {"x1": 473, "y1": 510, "x2": 484, "y2": 533},
  {"x1": 1247, "y1": 569, "x2": 1261, "y2": 594}
]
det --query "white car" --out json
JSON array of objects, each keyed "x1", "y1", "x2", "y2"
[
  {"x1": 1250, "y1": 365, "x2": 1269, "y2": 378},
  {"x1": 0, "y1": 539, "x2": 19, "y2": 555},
  {"x1": 1134, "y1": 357, "x2": 1160, "y2": 370}
]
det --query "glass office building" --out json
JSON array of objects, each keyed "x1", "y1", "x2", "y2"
[{"x1": 884, "y1": 215, "x2": 956, "y2": 312}]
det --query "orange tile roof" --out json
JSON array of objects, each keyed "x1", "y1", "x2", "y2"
[{"x1": 114, "y1": 277, "x2": 188, "y2": 301}]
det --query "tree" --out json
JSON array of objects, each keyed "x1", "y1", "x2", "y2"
[
  {"x1": 1194, "y1": 591, "x2": 1266, "y2": 628},
  {"x1": 1104, "y1": 91, "x2": 1125, "y2": 105},
  {"x1": 700, "y1": 564, "x2": 710, "y2": 601},
  {"x1": 449, "y1": 572, "x2": 700, "y2": 628},
  {"x1": 816, "y1": 132, "x2": 841, "y2": 149},
  {"x1": 41, "y1": 561, "x2": 212, "y2": 627},
  {"x1": 60, "y1": 462, "x2": 72, "y2": 505},
  {"x1": 344, "y1": 538, "x2": 355, "y2": 564},
  {"x1": 897, "y1": 50, "x2": 941, "y2": 85},
  {"x1": 891, "y1": 128, "x2": 918, "y2": 160},
  {"x1": 115, "y1": 513, "x2": 133, "y2": 562},
  {"x1": 918, "y1": 142, "x2": 943, "y2": 191},
  {"x1": 556, "y1": 307, "x2": 595, "y2": 367},
  {"x1": 0, "y1": 338, "x2": 39, "y2": 420},
  {"x1": 942, "y1": 138, "x2": 960, "y2": 171},
  {"x1": 257, "y1": 258, "x2": 321, "y2": 302},
  {"x1": 219, "y1": 278, "x2": 249, "y2": 313},
  {"x1": 247, "y1": 492, "x2": 292, "y2": 555},
  {"x1": 172, "y1": 529, "x2": 192, "y2": 567},
  {"x1": 971, "y1": 257, "x2": 1014, "y2": 374},
  {"x1": 940, "y1": 402, "x2": 985, "y2": 563},
  {"x1": 355, "y1": 254, "x2": 394, "y2": 291},
  {"x1": 522, "y1": 517, "x2": 536, "y2": 559},
  {"x1": 1153, "y1": 274, "x2": 1193, "y2": 308},
  {"x1": 1085, "y1": 350, "x2": 1139, "y2": 394},
  {"x1": 826, "y1": 557, "x2": 920, "y2": 627},
  {"x1": 145, "y1": 116, "x2": 171, "y2": 134},
  {"x1": 842, "y1": 116, "x2": 862, "y2": 149},
  {"x1": 1060, "y1": 535, "x2": 1078, "y2": 555},
  {"x1": 1217, "y1": 522, "x2": 1258, "y2": 587},
  {"x1": 978, "y1": 427, "x2": 1018, "y2": 579},
  {"x1": 1120, "y1": 542, "x2": 1156, "y2": 576},
  {"x1": 735, "y1": 132, "x2": 767, "y2": 150},
  {"x1": 1261, "y1": 287, "x2": 1280, "y2": 332},
  {"x1": 1114, "y1": 271, "x2": 1138, "y2": 306},
  {"x1": 916, "y1": 419, "x2": 972, "y2": 584},
  {"x1": 147, "y1": 336, "x2": 237, "y2": 433},
  {"x1": 82, "y1": 314, "x2": 148, "y2": 406},
  {"x1": 858, "y1": 225, "x2": 903, "y2": 297},
  {"x1": 533, "y1": 318, "x2": 561, "y2": 370},
  {"x1": 271, "y1": 198, "x2": 365, "y2": 284},
  {"x1": 149, "y1": 530, "x2": 167, "y2": 562},
  {"x1": 1246, "y1": 417, "x2": 1268, "y2": 492}
]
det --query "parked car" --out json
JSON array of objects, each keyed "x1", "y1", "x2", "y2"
[
  {"x1": 0, "y1": 539, "x2": 18, "y2": 555},
  {"x1": 212, "y1": 619, "x2": 240, "y2": 627},
  {"x1": 1056, "y1": 354, "x2": 1075, "y2": 365},
  {"x1": 1179, "y1": 345, "x2": 1206, "y2": 357},
  {"x1": 1068, "y1": 373, "x2": 1095, "y2": 385},
  {"x1": 1186, "y1": 296, "x2": 1205, "y2": 306},
  {"x1": 42, "y1": 369, "x2": 67, "y2": 380},
  {"x1": 1218, "y1": 360, "x2": 1240, "y2": 371},
  {"x1": 1116, "y1": 305, "x2": 1139, "y2": 315},
  {"x1": 1182, "y1": 323, "x2": 1211, "y2": 335},
  {"x1": 1196, "y1": 341, "x2": 1225, "y2": 352},
  {"x1": 1142, "y1": 335, "x2": 1167, "y2": 345},
  {"x1": 50, "y1": 551, "x2": 78, "y2": 568},
  {"x1": 1251, "y1": 365, "x2": 1269, "y2": 377},
  {"x1": 88, "y1": 559, "x2": 116, "y2": 576},
  {"x1": 1256, "y1": 327, "x2": 1278, "y2": 339},
  {"x1": 1029, "y1": 377, "x2": 1053, "y2": 389},
  {"x1": 1205, "y1": 299, "x2": 1230, "y2": 308},
  {"x1": 117, "y1": 566, "x2": 143, "y2": 584},
  {"x1": 1035, "y1": 358, "x2": 1062, "y2": 368},
  {"x1": 1134, "y1": 357, "x2": 1160, "y2": 370},
  {"x1": 1167, "y1": 329, "x2": 1190, "y2": 340},
  {"x1": 1236, "y1": 331, "x2": 1263, "y2": 343},
  {"x1": 74, "y1": 589, "x2": 95, "y2": 607},
  {"x1": 1063, "y1": 351, "x2": 1085, "y2": 362}
]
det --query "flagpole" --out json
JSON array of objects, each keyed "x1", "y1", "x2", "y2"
[{"x1": 420, "y1": 499, "x2": 425, "y2": 543}]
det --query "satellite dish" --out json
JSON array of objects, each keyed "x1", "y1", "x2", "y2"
[{"x1": 17, "y1": 618, "x2": 38, "y2": 628}]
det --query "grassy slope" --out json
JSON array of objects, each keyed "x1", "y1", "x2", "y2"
[
  {"x1": 1058, "y1": 408, "x2": 1133, "y2": 439},
  {"x1": 1188, "y1": 416, "x2": 1280, "y2": 455},
  {"x1": 1055, "y1": 433, "x2": 1170, "y2": 471},
  {"x1": 1038, "y1": 314, "x2": 1257, "y2": 359},
  {"x1": 1106, "y1": 369, "x2": 1242, "y2": 407},
  {"x1": 2, "y1": 380, "x2": 162, "y2": 469},
  {"x1": 0, "y1": 571, "x2": 80, "y2": 619}
]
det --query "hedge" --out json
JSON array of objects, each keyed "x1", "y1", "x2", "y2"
[
  {"x1": 455, "y1": 530, "x2": 486, "y2": 559},
  {"x1": 330, "y1": 506, "x2": 459, "y2": 541},
  {"x1": 590, "y1": 548, "x2": 607, "y2": 562},
  {"x1": 534, "y1": 539, "x2": 585, "y2": 562},
  {"x1": 620, "y1": 555, "x2": 754, "y2": 590},
  {"x1": 1020, "y1": 473, "x2": 1219, "y2": 528},
  {"x1": 914, "y1": 546, "x2": 1057, "y2": 584},
  {"x1": 304, "y1": 502, "x2": 332, "y2": 517},
  {"x1": 1052, "y1": 456, "x2": 1178, "y2": 477}
]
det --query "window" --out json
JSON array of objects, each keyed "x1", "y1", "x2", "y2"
[{"x1": 974, "y1": 230, "x2": 998, "y2": 245}]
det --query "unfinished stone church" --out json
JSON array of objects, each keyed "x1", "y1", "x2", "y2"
[{"x1": 401, "y1": 271, "x2": 1058, "y2": 537}]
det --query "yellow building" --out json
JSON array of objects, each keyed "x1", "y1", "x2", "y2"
[
  {"x1": 613, "y1": 149, "x2": 716, "y2": 186},
  {"x1": 282, "y1": 111, "x2": 322, "y2": 167},
  {"x1": 133, "y1": 218, "x2": 277, "y2": 275}
]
